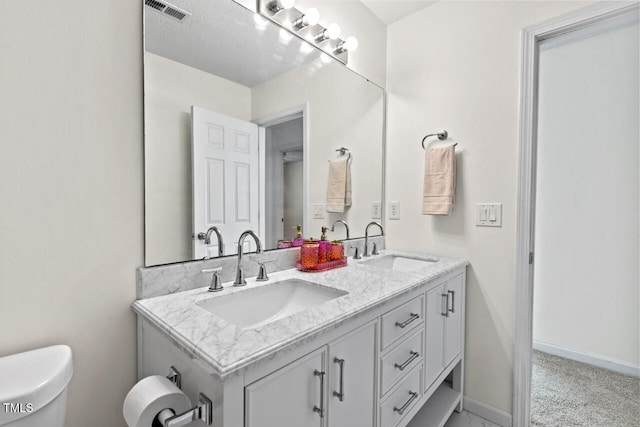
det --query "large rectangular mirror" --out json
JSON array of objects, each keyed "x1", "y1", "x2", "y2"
[{"x1": 144, "y1": 0, "x2": 384, "y2": 266}]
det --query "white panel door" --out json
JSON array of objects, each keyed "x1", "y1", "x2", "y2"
[{"x1": 192, "y1": 106, "x2": 259, "y2": 258}]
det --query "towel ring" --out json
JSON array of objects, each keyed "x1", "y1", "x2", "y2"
[
  {"x1": 422, "y1": 130, "x2": 456, "y2": 149},
  {"x1": 335, "y1": 147, "x2": 351, "y2": 162}
]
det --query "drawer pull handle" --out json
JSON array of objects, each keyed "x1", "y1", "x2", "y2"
[
  {"x1": 313, "y1": 370, "x2": 325, "y2": 418},
  {"x1": 448, "y1": 290, "x2": 455, "y2": 313},
  {"x1": 395, "y1": 312, "x2": 420, "y2": 328},
  {"x1": 393, "y1": 391, "x2": 419, "y2": 415},
  {"x1": 333, "y1": 357, "x2": 345, "y2": 402},
  {"x1": 394, "y1": 351, "x2": 419, "y2": 371}
]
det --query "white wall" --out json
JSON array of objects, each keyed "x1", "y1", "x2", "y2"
[
  {"x1": 385, "y1": 0, "x2": 593, "y2": 415},
  {"x1": 533, "y1": 16, "x2": 639, "y2": 367},
  {"x1": 252, "y1": 59, "x2": 384, "y2": 242},
  {"x1": 144, "y1": 53, "x2": 251, "y2": 265},
  {"x1": 0, "y1": 1, "x2": 143, "y2": 427}
]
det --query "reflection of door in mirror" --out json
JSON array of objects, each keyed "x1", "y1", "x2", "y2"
[
  {"x1": 192, "y1": 106, "x2": 259, "y2": 258},
  {"x1": 264, "y1": 117, "x2": 304, "y2": 248}
]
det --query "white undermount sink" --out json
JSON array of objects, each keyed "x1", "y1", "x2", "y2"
[
  {"x1": 196, "y1": 278, "x2": 348, "y2": 329},
  {"x1": 360, "y1": 255, "x2": 438, "y2": 272}
]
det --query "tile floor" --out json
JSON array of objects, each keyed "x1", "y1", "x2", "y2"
[{"x1": 444, "y1": 410, "x2": 502, "y2": 427}]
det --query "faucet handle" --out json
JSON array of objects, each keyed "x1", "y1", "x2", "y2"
[
  {"x1": 256, "y1": 263, "x2": 269, "y2": 282},
  {"x1": 352, "y1": 247, "x2": 362, "y2": 260},
  {"x1": 202, "y1": 267, "x2": 223, "y2": 292},
  {"x1": 371, "y1": 242, "x2": 379, "y2": 256}
]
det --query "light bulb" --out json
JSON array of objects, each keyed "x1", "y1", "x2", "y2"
[
  {"x1": 253, "y1": 14, "x2": 268, "y2": 29},
  {"x1": 343, "y1": 36, "x2": 358, "y2": 52},
  {"x1": 279, "y1": 28, "x2": 294, "y2": 43},
  {"x1": 303, "y1": 8, "x2": 320, "y2": 26},
  {"x1": 325, "y1": 23, "x2": 341, "y2": 40},
  {"x1": 293, "y1": 7, "x2": 320, "y2": 29}
]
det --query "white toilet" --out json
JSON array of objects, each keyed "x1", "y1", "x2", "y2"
[{"x1": 0, "y1": 345, "x2": 73, "y2": 427}]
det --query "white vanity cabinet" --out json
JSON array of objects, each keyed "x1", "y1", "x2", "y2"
[
  {"x1": 135, "y1": 263, "x2": 466, "y2": 427},
  {"x1": 245, "y1": 321, "x2": 377, "y2": 427}
]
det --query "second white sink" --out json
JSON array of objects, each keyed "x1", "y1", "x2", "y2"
[
  {"x1": 196, "y1": 278, "x2": 348, "y2": 329},
  {"x1": 360, "y1": 255, "x2": 438, "y2": 272}
]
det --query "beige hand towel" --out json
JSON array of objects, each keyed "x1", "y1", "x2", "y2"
[
  {"x1": 422, "y1": 145, "x2": 456, "y2": 215},
  {"x1": 327, "y1": 159, "x2": 351, "y2": 213}
]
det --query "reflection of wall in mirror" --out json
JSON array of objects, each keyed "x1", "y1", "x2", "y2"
[{"x1": 252, "y1": 59, "x2": 384, "y2": 243}]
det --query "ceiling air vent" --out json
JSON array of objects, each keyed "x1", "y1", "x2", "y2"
[{"x1": 145, "y1": 0, "x2": 191, "y2": 22}]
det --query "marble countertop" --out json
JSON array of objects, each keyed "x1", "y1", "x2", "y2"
[{"x1": 132, "y1": 250, "x2": 467, "y2": 379}]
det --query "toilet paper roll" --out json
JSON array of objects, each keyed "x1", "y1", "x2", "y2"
[{"x1": 123, "y1": 375, "x2": 191, "y2": 427}]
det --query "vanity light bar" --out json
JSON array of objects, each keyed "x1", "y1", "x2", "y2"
[{"x1": 258, "y1": 0, "x2": 356, "y2": 65}]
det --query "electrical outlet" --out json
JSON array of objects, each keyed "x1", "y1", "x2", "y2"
[
  {"x1": 313, "y1": 203, "x2": 325, "y2": 219},
  {"x1": 372, "y1": 202, "x2": 381, "y2": 219},
  {"x1": 388, "y1": 201, "x2": 400, "y2": 220}
]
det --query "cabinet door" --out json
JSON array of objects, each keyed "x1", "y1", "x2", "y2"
[
  {"x1": 444, "y1": 274, "x2": 464, "y2": 366},
  {"x1": 246, "y1": 347, "x2": 325, "y2": 427},
  {"x1": 424, "y1": 283, "x2": 446, "y2": 389},
  {"x1": 328, "y1": 322, "x2": 376, "y2": 427}
]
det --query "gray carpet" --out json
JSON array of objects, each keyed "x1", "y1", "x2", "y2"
[{"x1": 531, "y1": 350, "x2": 640, "y2": 426}]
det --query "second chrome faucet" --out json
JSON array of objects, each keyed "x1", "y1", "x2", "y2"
[
  {"x1": 234, "y1": 230, "x2": 264, "y2": 286},
  {"x1": 364, "y1": 221, "x2": 384, "y2": 257}
]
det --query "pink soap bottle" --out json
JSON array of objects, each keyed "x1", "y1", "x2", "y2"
[{"x1": 292, "y1": 225, "x2": 305, "y2": 247}]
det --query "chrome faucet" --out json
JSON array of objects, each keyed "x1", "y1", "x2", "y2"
[
  {"x1": 234, "y1": 230, "x2": 263, "y2": 286},
  {"x1": 363, "y1": 221, "x2": 384, "y2": 257},
  {"x1": 330, "y1": 220, "x2": 350, "y2": 240},
  {"x1": 197, "y1": 226, "x2": 224, "y2": 257}
]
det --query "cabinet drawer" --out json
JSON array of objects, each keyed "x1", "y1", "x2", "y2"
[
  {"x1": 381, "y1": 330, "x2": 423, "y2": 396},
  {"x1": 381, "y1": 295, "x2": 424, "y2": 350},
  {"x1": 380, "y1": 366, "x2": 422, "y2": 427}
]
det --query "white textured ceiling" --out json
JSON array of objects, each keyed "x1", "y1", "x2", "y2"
[
  {"x1": 360, "y1": 0, "x2": 438, "y2": 25},
  {"x1": 144, "y1": 0, "x2": 321, "y2": 87}
]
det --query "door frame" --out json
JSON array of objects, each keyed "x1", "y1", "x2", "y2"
[
  {"x1": 513, "y1": 2, "x2": 639, "y2": 426},
  {"x1": 254, "y1": 104, "x2": 309, "y2": 245}
]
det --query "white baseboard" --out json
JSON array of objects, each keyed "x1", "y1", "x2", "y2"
[
  {"x1": 533, "y1": 340, "x2": 640, "y2": 378},
  {"x1": 463, "y1": 396, "x2": 512, "y2": 427}
]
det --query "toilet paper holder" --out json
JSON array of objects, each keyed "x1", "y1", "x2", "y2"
[
  {"x1": 157, "y1": 393, "x2": 213, "y2": 427},
  {"x1": 160, "y1": 366, "x2": 213, "y2": 426},
  {"x1": 166, "y1": 366, "x2": 181, "y2": 389}
]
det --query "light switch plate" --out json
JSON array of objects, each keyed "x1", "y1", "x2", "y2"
[
  {"x1": 388, "y1": 201, "x2": 400, "y2": 220},
  {"x1": 476, "y1": 203, "x2": 502, "y2": 227},
  {"x1": 313, "y1": 203, "x2": 325, "y2": 219},
  {"x1": 372, "y1": 202, "x2": 382, "y2": 219}
]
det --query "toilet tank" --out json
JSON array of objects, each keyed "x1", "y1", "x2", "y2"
[{"x1": 0, "y1": 345, "x2": 73, "y2": 427}]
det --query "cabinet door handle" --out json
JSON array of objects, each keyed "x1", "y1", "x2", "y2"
[
  {"x1": 448, "y1": 290, "x2": 455, "y2": 313},
  {"x1": 441, "y1": 293, "x2": 449, "y2": 317},
  {"x1": 394, "y1": 351, "x2": 419, "y2": 371},
  {"x1": 395, "y1": 312, "x2": 420, "y2": 328},
  {"x1": 393, "y1": 391, "x2": 419, "y2": 415},
  {"x1": 333, "y1": 357, "x2": 345, "y2": 402},
  {"x1": 313, "y1": 370, "x2": 326, "y2": 418}
]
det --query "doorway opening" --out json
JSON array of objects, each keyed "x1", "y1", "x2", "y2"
[
  {"x1": 514, "y1": 3, "x2": 640, "y2": 426},
  {"x1": 257, "y1": 107, "x2": 307, "y2": 250}
]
